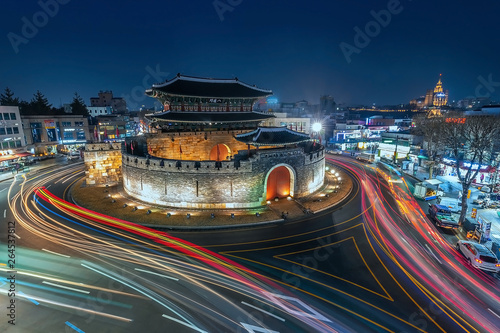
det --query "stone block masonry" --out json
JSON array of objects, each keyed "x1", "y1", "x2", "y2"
[{"x1": 84, "y1": 143, "x2": 122, "y2": 186}]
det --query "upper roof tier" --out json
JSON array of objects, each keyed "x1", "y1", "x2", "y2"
[{"x1": 147, "y1": 74, "x2": 273, "y2": 99}]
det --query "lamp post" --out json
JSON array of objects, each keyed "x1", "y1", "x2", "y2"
[{"x1": 393, "y1": 136, "x2": 399, "y2": 165}]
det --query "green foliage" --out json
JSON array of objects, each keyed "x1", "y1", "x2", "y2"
[
  {"x1": 70, "y1": 92, "x2": 89, "y2": 115},
  {"x1": 0, "y1": 87, "x2": 20, "y2": 106}
]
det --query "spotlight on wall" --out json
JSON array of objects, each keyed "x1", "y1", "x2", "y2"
[
  {"x1": 287, "y1": 196, "x2": 292, "y2": 201},
  {"x1": 231, "y1": 213, "x2": 235, "y2": 219},
  {"x1": 123, "y1": 204, "x2": 128, "y2": 208},
  {"x1": 111, "y1": 199, "x2": 116, "y2": 203},
  {"x1": 146, "y1": 209, "x2": 151, "y2": 215},
  {"x1": 166, "y1": 212, "x2": 171, "y2": 218},
  {"x1": 186, "y1": 213, "x2": 191, "y2": 219},
  {"x1": 132, "y1": 206, "x2": 137, "y2": 211},
  {"x1": 256, "y1": 212, "x2": 260, "y2": 217},
  {"x1": 211, "y1": 213, "x2": 215, "y2": 219},
  {"x1": 266, "y1": 200, "x2": 271, "y2": 205}
]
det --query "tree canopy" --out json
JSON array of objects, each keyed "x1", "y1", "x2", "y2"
[
  {"x1": 70, "y1": 92, "x2": 89, "y2": 116},
  {"x1": 0, "y1": 87, "x2": 20, "y2": 106}
]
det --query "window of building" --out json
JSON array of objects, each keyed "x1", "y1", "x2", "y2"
[
  {"x1": 32, "y1": 128, "x2": 42, "y2": 143},
  {"x1": 3, "y1": 113, "x2": 10, "y2": 120},
  {"x1": 75, "y1": 121, "x2": 84, "y2": 127},
  {"x1": 0, "y1": 114, "x2": 2, "y2": 120},
  {"x1": 13, "y1": 127, "x2": 19, "y2": 134},
  {"x1": 0, "y1": 128, "x2": 5, "y2": 135},
  {"x1": 61, "y1": 121, "x2": 71, "y2": 127},
  {"x1": 77, "y1": 131, "x2": 86, "y2": 140},
  {"x1": 2, "y1": 142, "x2": 8, "y2": 149},
  {"x1": 7, "y1": 127, "x2": 13, "y2": 134},
  {"x1": 31, "y1": 122, "x2": 42, "y2": 128},
  {"x1": 64, "y1": 132, "x2": 74, "y2": 140},
  {"x1": 15, "y1": 140, "x2": 21, "y2": 148},
  {"x1": 10, "y1": 113, "x2": 16, "y2": 120}
]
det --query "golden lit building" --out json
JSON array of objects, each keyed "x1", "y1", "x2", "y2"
[{"x1": 432, "y1": 74, "x2": 449, "y2": 107}]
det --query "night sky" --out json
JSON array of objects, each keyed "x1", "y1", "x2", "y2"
[{"x1": 1, "y1": 0, "x2": 499, "y2": 108}]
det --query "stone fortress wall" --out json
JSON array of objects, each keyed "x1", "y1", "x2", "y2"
[
  {"x1": 84, "y1": 143, "x2": 122, "y2": 186},
  {"x1": 122, "y1": 133, "x2": 325, "y2": 208}
]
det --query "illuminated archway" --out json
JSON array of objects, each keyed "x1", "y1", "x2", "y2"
[
  {"x1": 264, "y1": 164, "x2": 295, "y2": 200},
  {"x1": 209, "y1": 144, "x2": 230, "y2": 161}
]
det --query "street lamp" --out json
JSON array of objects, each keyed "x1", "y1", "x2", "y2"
[{"x1": 312, "y1": 122, "x2": 322, "y2": 133}]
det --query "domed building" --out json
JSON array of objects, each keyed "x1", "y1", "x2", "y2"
[{"x1": 121, "y1": 74, "x2": 325, "y2": 209}]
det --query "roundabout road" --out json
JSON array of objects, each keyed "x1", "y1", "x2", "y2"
[{"x1": 1, "y1": 158, "x2": 499, "y2": 332}]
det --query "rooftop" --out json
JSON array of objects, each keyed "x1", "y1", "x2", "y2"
[
  {"x1": 147, "y1": 74, "x2": 273, "y2": 99},
  {"x1": 147, "y1": 111, "x2": 275, "y2": 124},
  {"x1": 236, "y1": 127, "x2": 311, "y2": 146}
]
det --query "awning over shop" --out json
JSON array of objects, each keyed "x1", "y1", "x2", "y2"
[
  {"x1": 424, "y1": 179, "x2": 442, "y2": 186},
  {"x1": 0, "y1": 153, "x2": 33, "y2": 163}
]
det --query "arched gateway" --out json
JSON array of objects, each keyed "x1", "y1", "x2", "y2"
[{"x1": 265, "y1": 165, "x2": 294, "y2": 200}]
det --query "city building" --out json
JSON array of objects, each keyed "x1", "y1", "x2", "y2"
[
  {"x1": 22, "y1": 114, "x2": 91, "y2": 155},
  {"x1": 118, "y1": 74, "x2": 325, "y2": 209},
  {"x1": 263, "y1": 112, "x2": 311, "y2": 134},
  {"x1": 88, "y1": 106, "x2": 114, "y2": 117},
  {"x1": 432, "y1": 74, "x2": 449, "y2": 107},
  {"x1": 0, "y1": 106, "x2": 29, "y2": 167},
  {"x1": 90, "y1": 90, "x2": 127, "y2": 113},
  {"x1": 320, "y1": 95, "x2": 336, "y2": 114}
]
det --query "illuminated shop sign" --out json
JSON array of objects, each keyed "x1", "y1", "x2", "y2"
[
  {"x1": 462, "y1": 162, "x2": 489, "y2": 170},
  {"x1": 445, "y1": 118, "x2": 465, "y2": 124}
]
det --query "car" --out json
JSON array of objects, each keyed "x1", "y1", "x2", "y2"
[
  {"x1": 67, "y1": 151, "x2": 80, "y2": 160},
  {"x1": 428, "y1": 204, "x2": 460, "y2": 229},
  {"x1": 326, "y1": 149, "x2": 342, "y2": 155},
  {"x1": 456, "y1": 240, "x2": 500, "y2": 273}
]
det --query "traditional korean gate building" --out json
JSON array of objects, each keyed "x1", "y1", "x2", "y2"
[{"x1": 122, "y1": 74, "x2": 325, "y2": 208}]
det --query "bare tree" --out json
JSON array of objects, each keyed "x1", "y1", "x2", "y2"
[
  {"x1": 441, "y1": 114, "x2": 500, "y2": 224},
  {"x1": 413, "y1": 115, "x2": 446, "y2": 179}
]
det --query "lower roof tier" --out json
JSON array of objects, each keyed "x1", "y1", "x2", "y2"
[{"x1": 147, "y1": 111, "x2": 275, "y2": 124}]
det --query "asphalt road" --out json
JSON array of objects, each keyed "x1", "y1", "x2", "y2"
[{"x1": 1, "y1": 157, "x2": 499, "y2": 332}]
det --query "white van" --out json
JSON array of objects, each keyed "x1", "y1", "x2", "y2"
[{"x1": 437, "y1": 197, "x2": 461, "y2": 213}]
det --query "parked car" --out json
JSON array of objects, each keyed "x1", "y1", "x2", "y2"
[
  {"x1": 456, "y1": 240, "x2": 500, "y2": 273},
  {"x1": 67, "y1": 151, "x2": 80, "y2": 160},
  {"x1": 428, "y1": 204, "x2": 460, "y2": 229},
  {"x1": 326, "y1": 149, "x2": 342, "y2": 155}
]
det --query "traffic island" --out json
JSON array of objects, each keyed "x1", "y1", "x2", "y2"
[{"x1": 70, "y1": 165, "x2": 352, "y2": 228}]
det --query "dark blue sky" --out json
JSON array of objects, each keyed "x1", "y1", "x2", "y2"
[{"x1": 1, "y1": 0, "x2": 499, "y2": 108}]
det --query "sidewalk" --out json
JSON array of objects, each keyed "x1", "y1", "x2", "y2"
[
  {"x1": 401, "y1": 165, "x2": 500, "y2": 243},
  {"x1": 0, "y1": 155, "x2": 72, "y2": 183}
]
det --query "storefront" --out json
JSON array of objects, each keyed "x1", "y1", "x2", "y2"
[{"x1": 439, "y1": 158, "x2": 496, "y2": 186}]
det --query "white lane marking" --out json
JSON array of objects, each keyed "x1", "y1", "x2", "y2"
[
  {"x1": 241, "y1": 301, "x2": 285, "y2": 322},
  {"x1": 134, "y1": 268, "x2": 178, "y2": 281},
  {"x1": 0, "y1": 188, "x2": 7, "y2": 193},
  {"x1": 266, "y1": 293, "x2": 331, "y2": 322},
  {"x1": 488, "y1": 308, "x2": 500, "y2": 319},
  {"x1": 240, "y1": 323, "x2": 279, "y2": 333},
  {"x1": 42, "y1": 281, "x2": 89, "y2": 294},
  {"x1": 82, "y1": 262, "x2": 193, "y2": 326},
  {"x1": 3, "y1": 209, "x2": 6, "y2": 218},
  {"x1": 11, "y1": 290, "x2": 132, "y2": 322},
  {"x1": 161, "y1": 314, "x2": 208, "y2": 333},
  {"x1": 46, "y1": 185, "x2": 51, "y2": 189},
  {"x1": 425, "y1": 244, "x2": 442, "y2": 264},
  {"x1": 42, "y1": 248, "x2": 70, "y2": 258}
]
